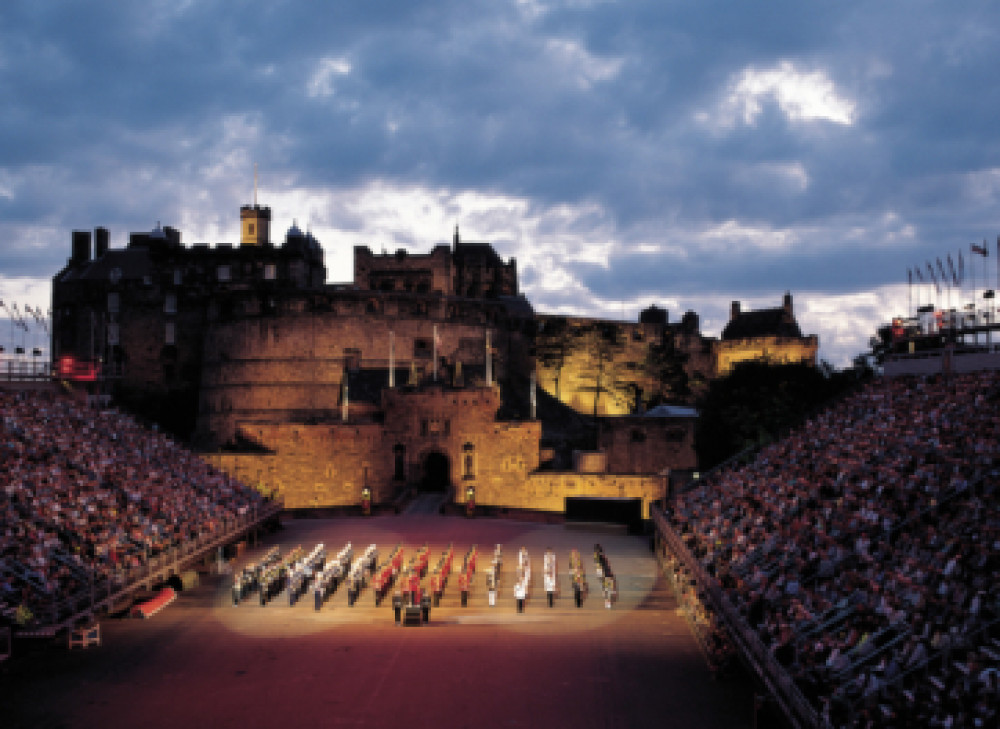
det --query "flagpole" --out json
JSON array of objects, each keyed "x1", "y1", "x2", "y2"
[{"x1": 907, "y1": 268, "x2": 912, "y2": 317}]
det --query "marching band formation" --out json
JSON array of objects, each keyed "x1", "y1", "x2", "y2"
[
  {"x1": 313, "y1": 542, "x2": 353, "y2": 610},
  {"x1": 230, "y1": 540, "x2": 619, "y2": 621}
]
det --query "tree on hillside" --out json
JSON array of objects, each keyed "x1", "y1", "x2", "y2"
[
  {"x1": 643, "y1": 333, "x2": 690, "y2": 408},
  {"x1": 695, "y1": 361, "x2": 861, "y2": 471}
]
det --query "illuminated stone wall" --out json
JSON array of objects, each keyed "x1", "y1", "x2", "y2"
[
  {"x1": 534, "y1": 315, "x2": 713, "y2": 416},
  {"x1": 204, "y1": 422, "x2": 391, "y2": 509},
  {"x1": 713, "y1": 335, "x2": 819, "y2": 376},
  {"x1": 598, "y1": 416, "x2": 697, "y2": 475},
  {"x1": 480, "y1": 472, "x2": 667, "y2": 520},
  {"x1": 203, "y1": 385, "x2": 543, "y2": 509},
  {"x1": 203, "y1": 383, "x2": 671, "y2": 516},
  {"x1": 195, "y1": 305, "x2": 531, "y2": 448}
]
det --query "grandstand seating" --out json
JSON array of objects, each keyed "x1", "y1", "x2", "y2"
[
  {"x1": 663, "y1": 371, "x2": 1000, "y2": 728},
  {"x1": 1, "y1": 389, "x2": 273, "y2": 629}
]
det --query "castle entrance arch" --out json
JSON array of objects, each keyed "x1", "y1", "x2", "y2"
[{"x1": 419, "y1": 451, "x2": 451, "y2": 492}]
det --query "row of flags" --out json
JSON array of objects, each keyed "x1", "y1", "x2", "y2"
[
  {"x1": 908, "y1": 238, "x2": 996, "y2": 293},
  {"x1": 0, "y1": 299, "x2": 51, "y2": 332}
]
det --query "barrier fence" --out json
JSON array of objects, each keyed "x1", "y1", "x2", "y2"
[{"x1": 0, "y1": 359, "x2": 51, "y2": 382}]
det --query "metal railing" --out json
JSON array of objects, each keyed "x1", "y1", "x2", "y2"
[{"x1": 0, "y1": 359, "x2": 51, "y2": 382}]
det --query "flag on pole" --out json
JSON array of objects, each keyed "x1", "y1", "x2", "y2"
[
  {"x1": 927, "y1": 263, "x2": 940, "y2": 292},
  {"x1": 971, "y1": 242, "x2": 988, "y2": 256}
]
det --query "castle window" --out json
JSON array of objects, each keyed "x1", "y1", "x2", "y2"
[
  {"x1": 264, "y1": 263, "x2": 276, "y2": 281},
  {"x1": 173, "y1": 269, "x2": 182, "y2": 285},
  {"x1": 217, "y1": 265, "x2": 231, "y2": 282},
  {"x1": 248, "y1": 224, "x2": 255, "y2": 235},
  {"x1": 107, "y1": 292, "x2": 119, "y2": 313},
  {"x1": 462, "y1": 442, "x2": 475, "y2": 480},
  {"x1": 107, "y1": 323, "x2": 120, "y2": 346},
  {"x1": 665, "y1": 428, "x2": 687, "y2": 443},
  {"x1": 164, "y1": 293, "x2": 177, "y2": 314},
  {"x1": 165, "y1": 322, "x2": 176, "y2": 345},
  {"x1": 630, "y1": 429, "x2": 646, "y2": 444}
]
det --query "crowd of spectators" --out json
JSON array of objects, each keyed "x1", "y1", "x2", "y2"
[
  {"x1": 667, "y1": 370, "x2": 1000, "y2": 728},
  {"x1": 1, "y1": 388, "x2": 269, "y2": 627}
]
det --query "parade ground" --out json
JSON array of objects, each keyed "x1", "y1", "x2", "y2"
[{"x1": 4, "y1": 509, "x2": 754, "y2": 729}]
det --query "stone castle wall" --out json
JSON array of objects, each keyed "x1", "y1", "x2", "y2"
[
  {"x1": 598, "y1": 416, "x2": 697, "y2": 475},
  {"x1": 196, "y1": 312, "x2": 530, "y2": 447},
  {"x1": 714, "y1": 335, "x2": 819, "y2": 376},
  {"x1": 203, "y1": 427, "x2": 666, "y2": 517},
  {"x1": 354, "y1": 245, "x2": 453, "y2": 295},
  {"x1": 204, "y1": 422, "x2": 393, "y2": 509},
  {"x1": 488, "y1": 472, "x2": 667, "y2": 520},
  {"x1": 202, "y1": 384, "x2": 544, "y2": 509},
  {"x1": 534, "y1": 315, "x2": 713, "y2": 416}
]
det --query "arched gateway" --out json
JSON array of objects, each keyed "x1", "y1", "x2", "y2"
[{"x1": 419, "y1": 451, "x2": 451, "y2": 492}]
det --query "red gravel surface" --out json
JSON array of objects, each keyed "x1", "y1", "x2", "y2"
[{"x1": 4, "y1": 514, "x2": 754, "y2": 729}]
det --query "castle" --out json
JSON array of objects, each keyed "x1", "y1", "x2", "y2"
[{"x1": 52, "y1": 199, "x2": 816, "y2": 516}]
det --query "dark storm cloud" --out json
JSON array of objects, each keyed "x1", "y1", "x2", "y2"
[{"x1": 3, "y1": 0, "x2": 1000, "y2": 363}]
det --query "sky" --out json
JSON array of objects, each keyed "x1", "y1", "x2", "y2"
[{"x1": 2, "y1": 0, "x2": 1000, "y2": 367}]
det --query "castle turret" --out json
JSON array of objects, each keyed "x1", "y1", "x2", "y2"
[
  {"x1": 70, "y1": 230, "x2": 91, "y2": 266},
  {"x1": 240, "y1": 204, "x2": 271, "y2": 247},
  {"x1": 240, "y1": 165, "x2": 271, "y2": 247}
]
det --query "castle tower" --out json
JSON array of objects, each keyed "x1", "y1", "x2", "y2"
[
  {"x1": 240, "y1": 165, "x2": 271, "y2": 247},
  {"x1": 240, "y1": 204, "x2": 271, "y2": 247}
]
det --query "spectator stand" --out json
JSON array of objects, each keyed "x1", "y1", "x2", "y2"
[
  {"x1": 656, "y1": 370, "x2": 1000, "y2": 728},
  {"x1": 0, "y1": 388, "x2": 284, "y2": 639},
  {"x1": 654, "y1": 507, "x2": 821, "y2": 729}
]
